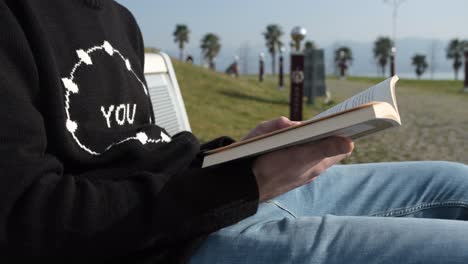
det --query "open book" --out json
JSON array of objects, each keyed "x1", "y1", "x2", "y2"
[{"x1": 202, "y1": 76, "x2": 401, "y2": 168}]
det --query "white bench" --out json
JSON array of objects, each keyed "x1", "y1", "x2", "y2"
[{"x1": 144, "y1": 52, "x2": 191, "y2": 136}]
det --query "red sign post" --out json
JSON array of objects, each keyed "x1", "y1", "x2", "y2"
[{"x1": 290, "y1": 53, "x2": 305, "y2": 121}]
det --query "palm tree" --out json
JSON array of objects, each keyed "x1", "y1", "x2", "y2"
[
  {"x1": 200, "y1": 33, "x2": 221, "y2": 70},
  {"x1": 304, "y1": 41, "x2": 316, "y2": 52},
  {"x1": 373, "y1": 37, "x2": 393, "y2": 76},
  {"x1": 411, "y1": 54, "x2": 428, "y2": 79},
  {"x1": 446, "y1": 39, "x2": 464, "y2": 80},
  {"x1": 173, "y1": 24, "x2": 190, "y2": 61},
  {"x1": 263, "y1": 24, "x2": 284, "y2": 75}
]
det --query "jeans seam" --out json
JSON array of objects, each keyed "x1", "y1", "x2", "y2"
[
  {"x1": 265, "y1": 200, "x2": 298, "y2": 218},
  {"x1": 370, "y1": 200, "x2": 468, "y2": 217}
]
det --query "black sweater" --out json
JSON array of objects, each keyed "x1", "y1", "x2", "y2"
[{"x1": 0, "y1": 0, "x2": 258, "y2": 261}]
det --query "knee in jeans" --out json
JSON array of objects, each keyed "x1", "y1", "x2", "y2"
[
  {"x1": 430, "y1": 161, "x2": 468, "y2": 177},
  {"x1": 426, "y1": 161, "x2": 468, "y2": 192}
]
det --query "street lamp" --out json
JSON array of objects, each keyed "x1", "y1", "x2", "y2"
[
  {"x1": 233, "y1": 55, "x2": 239, "y2": 78},
  {"x1": 259, "y1": 52, "x2": 265, "y2": 82},
  {"x1": 464, "y1": 44, "x2": 468, "y2": 92},
  {"x1": 291, "y1": 26, "x2": 307, "y2": 52},
  {"x1": 279, "y1": 47, "x2": 285, "y2": 89},
  {"x1": 384, "y1": 0, "x2": 405, "y2": 78},
  {"x1": 385, "y1": 0, "x2": 406, "y2": 43},
  {"x1": 339, "y1": 50, "x2": 346, "y2": 79},
  {"x1": 390, "y1": 46, "x2": 396, "y2": 77}
]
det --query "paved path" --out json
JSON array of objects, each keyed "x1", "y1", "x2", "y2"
[{"x1": 326, "y1": 79, "x2": 468, "y2": 164}]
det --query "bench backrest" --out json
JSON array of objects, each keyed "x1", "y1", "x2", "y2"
[{"x1": 144, "y1": 52, "x2": 191, "y2": 136}]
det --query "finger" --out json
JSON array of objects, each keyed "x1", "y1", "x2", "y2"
[
  {"x1": 245, "y1": 117, "x2": 303, "y2": 140},
  {"x1": 253, "y1": 117, "x2": 298, "y2": 136},
  {"x1": 271, "y1": 137, "x2": 352, "y2": 169},
  {"x1": 270, "y1": 116, "x2": 298, "y2": 130},
  {"x1": 311, "y1": 137, "x2": 354, "y2": 159},
  {"x1": 317, "y1": 153, "x2": 350, "y2": 172},
  {"x1": 301, "y1": 153, "x2": 350, "y2": 183}
]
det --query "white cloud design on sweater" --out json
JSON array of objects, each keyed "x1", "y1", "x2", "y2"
[{"x1": 61, "y1": 41, "x2": 171, "y2": 155}]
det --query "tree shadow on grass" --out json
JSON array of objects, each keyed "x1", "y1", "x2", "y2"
[{"x1": 219, "y1": 90, "x2": 289, "y2": 106}]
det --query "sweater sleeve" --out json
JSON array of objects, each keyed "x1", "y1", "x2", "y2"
[{"x1": 0, "y1": 3, "x2": 258, "y2": 256}]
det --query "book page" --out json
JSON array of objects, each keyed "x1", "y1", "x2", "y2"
[{"x1": 311, "y1": 76, "x2": 399, "y2": 120}]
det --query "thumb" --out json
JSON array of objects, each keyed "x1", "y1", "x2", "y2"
[{"x1": 274, "y1": 116, "x2": 301, "y2": 130}]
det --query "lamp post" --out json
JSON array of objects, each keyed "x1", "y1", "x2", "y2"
[
  {"x1": 390, "y1": 46, "x2": 396, "y2": 77},
  {"x1": 385, "y1": 0, "x2": 406, "y2": 46},
  {"x1": 233, "y1": 55, "x2": 239, "y2": 78},
  {"x1": 385, "y1": 0, "x2": 405, "y2": 78},
  {"x1": 289, "y1": 26, "x2": 307, "y2": 121},
  {"x1": 279, "y1": 47, "x2": 285, "y2": 89},
  {"x1": 339, "y1": 50, "x2": 346, "y2": 79},
  {"x1": 259, "y1": 52, "x2": 265, "y2": 82},
  {"x1": 291, "y1": 26, "x2": 307, "y2": 52},
  {"x1": 464, "y1": 45, "x2": 468, "y2": 92}
]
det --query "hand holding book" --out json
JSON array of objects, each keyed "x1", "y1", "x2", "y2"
[
  {"x1": 240, "y1": 117, "x2": 353, "y2": 202},
  {"x1": 203, "y1": 76, "x2": 400, "y2": 168},
  {"x1": 253, "y1": 135, "x2": 353, "y2": 202}
]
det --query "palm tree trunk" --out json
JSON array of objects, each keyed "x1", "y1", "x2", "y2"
[
  {"x1": 209, "y1": 57, "x2": 215, "y2": 71},
  {"x1": 455, "y1": 68, "x2": 459, "y2": 81},
  {"x1": 272, "y1": 52, "x2": 276, "y2": 75},
  {"x1": 179, "y1": 41, "x2": 185, "y2": 61}
]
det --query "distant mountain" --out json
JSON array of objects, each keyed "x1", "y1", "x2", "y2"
[{"x1": 158, "y1": 37, "x2": 458, "y2": 80}]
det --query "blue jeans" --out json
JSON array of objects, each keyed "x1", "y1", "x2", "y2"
[{"x1": 190, "y1": 161, "x2": 468, "y2": 263}]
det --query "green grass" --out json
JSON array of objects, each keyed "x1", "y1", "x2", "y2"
[
  {"x1": 173, "y1": 61, "x2": 334, "y2": 142},
  {"x1": 173, "y1": 59, "x2": 466, "y2": 144},
  {"x1": 170, "y1": 63, "x2": 467, "y2": 163}
]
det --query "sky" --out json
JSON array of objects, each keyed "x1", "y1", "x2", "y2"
[
  {"x1": 115, "y1": 0, "x2": 468, "y2": 77},
  {"x1": 116, "y1": 0, "x2": 468, "y2": 50}
]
